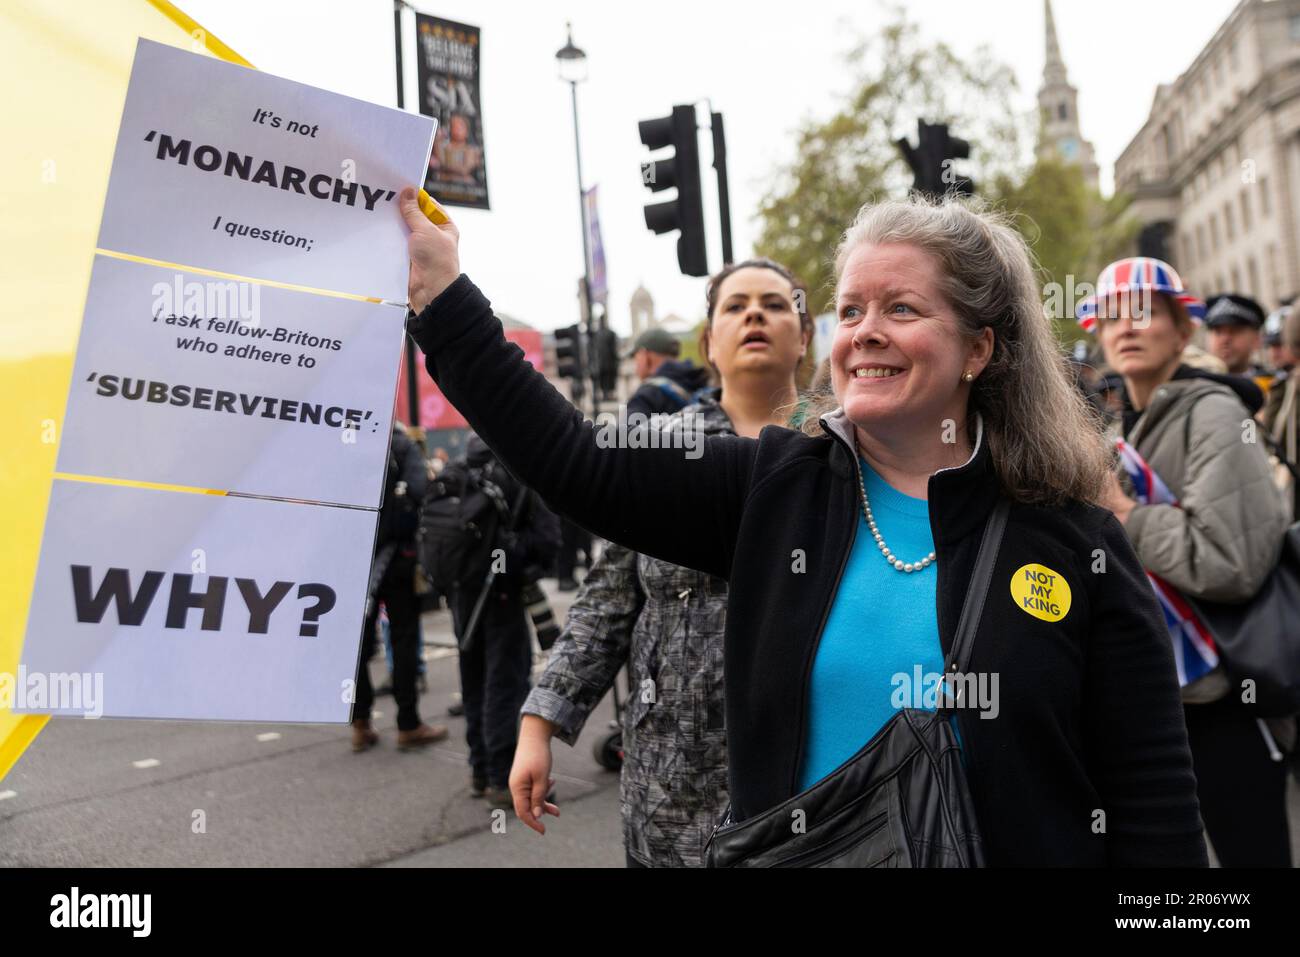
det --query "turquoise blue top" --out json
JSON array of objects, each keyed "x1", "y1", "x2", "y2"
[{"x1": 796, "y1": 456, "x2": 944, "y2": 790}]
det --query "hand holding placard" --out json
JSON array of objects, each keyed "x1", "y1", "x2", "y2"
[{"x1": 401, "y1": 186, "x2": 460, "y2": 313}]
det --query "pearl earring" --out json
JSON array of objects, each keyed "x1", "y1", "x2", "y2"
[{"x1": 962, "y1": 371, "x2": 975, "y2": 383}]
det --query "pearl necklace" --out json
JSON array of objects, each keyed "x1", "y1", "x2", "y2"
[{"x1": 856, "y1": 463, "x2": 935, "y2": 574}]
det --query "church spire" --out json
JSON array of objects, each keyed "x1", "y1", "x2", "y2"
[
  {"x1": 1044, "y1": 0, "x2": 1067, "y2": 87},
  {"x1": 1037, "y1": 0, "x2": 1099, "y2": 188}
]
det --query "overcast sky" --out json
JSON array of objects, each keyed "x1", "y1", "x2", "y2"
[{"x1": 183, "y1": 0, "x2": 1242, "y2": 333}]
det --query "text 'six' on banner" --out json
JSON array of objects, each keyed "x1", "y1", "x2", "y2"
[{"x1": 416, "y1": 13, "x2": 489, "y2": 210}]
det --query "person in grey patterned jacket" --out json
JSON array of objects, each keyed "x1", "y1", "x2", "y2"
[{"x1": 509, "y1": 260, "x2": 812, "y2": 866}]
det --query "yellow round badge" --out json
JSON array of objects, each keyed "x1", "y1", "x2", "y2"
[{"x1": 1010, "y1": 563, "x2": 1072, "y2": 622}]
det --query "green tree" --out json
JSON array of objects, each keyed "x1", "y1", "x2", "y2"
[
  {"x1": 989, "y1": 157, "x2": 1139, "y2": 347},
  {"x1": 752, "y1": 5, "x2": 1140, "y2": 355},
  {"x1": 676, "y1": 318, "x2": 709, "y2": 371},
  {"x1": 753, "y1": 5, "x2": 1025, "y2": 316}
]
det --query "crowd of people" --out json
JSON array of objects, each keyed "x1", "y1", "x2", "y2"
[
  {"x1": 350, "y1": 185, "x2": 1297, "y2": 867},
  {"x1": 350, "y1": 421, "x2": 562, "y2": 811}
]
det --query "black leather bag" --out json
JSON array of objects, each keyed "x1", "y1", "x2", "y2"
[
  {"x1": 1189, "y1": 521, "x2": 1300, "y2": 718},
  {"x1": 704, "y1": 500, "x2": 1009, "y2": 868}
]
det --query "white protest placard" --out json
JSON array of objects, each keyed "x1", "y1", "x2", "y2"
[
  {"x1": 56, "y1": 255, "x2": 401, "y2": 507},
  {"x1": 17, "y1": 480, "x2": 375, "y2": 723},
  {"x1": 18, "y1": 39, "x2": 432, "y2": 726},
  {"x1": 97, "y1": 39, "x2": 435, "y2": 301}
]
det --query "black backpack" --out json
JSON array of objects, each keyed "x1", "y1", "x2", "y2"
[{"x1": 417, "y1": 462, "x2": 512, "y2": 594}]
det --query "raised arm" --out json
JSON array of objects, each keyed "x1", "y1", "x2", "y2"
[{"x1": 399, "y1": 189, "x2": 754, "y2": 580}]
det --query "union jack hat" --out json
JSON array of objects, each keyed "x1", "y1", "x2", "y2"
[{"x1": 1075, "y1": 257, "x2": 1206, "y2": 332}]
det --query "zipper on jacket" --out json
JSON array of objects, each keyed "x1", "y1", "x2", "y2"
[
  {"x1": 795, "y1": 416, "x2": 977, "y2": 795},
  {"x1": 920, "y1": 418, "x2": 986, "y2": 771},
  {"x1": 679, "y1": 587, "x2": 691, "y2": 651},
  {"x1": 790, "y1": 429, "x2": 860, "y2": 797}
]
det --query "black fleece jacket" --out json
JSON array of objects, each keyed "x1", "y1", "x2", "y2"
[{"x1": 409, "y1": 275, "x2": 1208, "y2": 867}]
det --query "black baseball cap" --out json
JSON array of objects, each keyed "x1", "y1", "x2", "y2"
[{"x1": 1204, "y1": 293, "x2": 1265, "y2": 330}]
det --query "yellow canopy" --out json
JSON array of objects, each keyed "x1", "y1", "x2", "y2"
[{"x1": 0, "y1": 0, "x2": 250, "y2": 780}]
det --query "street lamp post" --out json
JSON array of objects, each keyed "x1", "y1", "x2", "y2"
[
  {"x1": 556, "y1": 23, "x2": 592, "y2": 414},
  {"x1": 393, "y1": 0, "x2": 422, "y2": 442}
]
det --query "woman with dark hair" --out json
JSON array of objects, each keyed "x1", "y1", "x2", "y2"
[
  {"x1": 398, "y1": 188, "x2": 1206, "y2": 866},
  {"x1": 511, "y1": 259, "x2": 811, "y2": 867},
  {"x1": 1085, "y1": 258, "x2": 1293, "y2": 867}
]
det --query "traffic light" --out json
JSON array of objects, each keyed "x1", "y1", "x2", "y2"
[
  {"x1": 554, "y1": 324, "x2": 584, "y2": 381},
  {"x1": 895, "y1": 120, "x2": 975, "y2": 198},
  {"x1": 638, "y1": 104, "x2": 708, "y2": 277}
]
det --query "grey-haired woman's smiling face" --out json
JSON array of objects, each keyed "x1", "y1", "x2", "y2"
[{"x1": 832, "y1": 243, "x2": 986, "y2": 436}]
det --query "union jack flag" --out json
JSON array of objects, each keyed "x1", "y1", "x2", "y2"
[
  {"x1": 1076, "y1": 257, "x2": 1207, "y2": 332},
  {"x1": 1115, "y1": 438, "x2": 1219, "y2": 686}
]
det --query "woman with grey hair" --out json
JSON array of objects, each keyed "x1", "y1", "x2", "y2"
[{"x1": 398, "y1": 187, "x2": 1206, "y2": 866}]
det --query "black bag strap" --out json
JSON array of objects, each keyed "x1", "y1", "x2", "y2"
[
  {"x1": 484, "y1": 460, "x2": 531, "y2": 532},
  {"x1": 477, "y1": 482, "x2": 508, "y2": 520},
  {"x1": 708, "y1": 497, "x2": 1010, "y2": 848},
  {"x1": 943, "y1": 498, "x2": 1011, "y2": 686},
  {"x1": 505, "y1": 485, "x2": 530, "y2": 532}
]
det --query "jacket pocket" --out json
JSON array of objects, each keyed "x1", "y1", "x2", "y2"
[
  {"x1": 779, "y1": 810, "x2": 891, "y2": 868},
  {"x1": 625, "y1": 583, "x2": 693, "y2": 729},
  {"x1": 625, "y1": 624, "x2": 663, "y2": 730}
]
